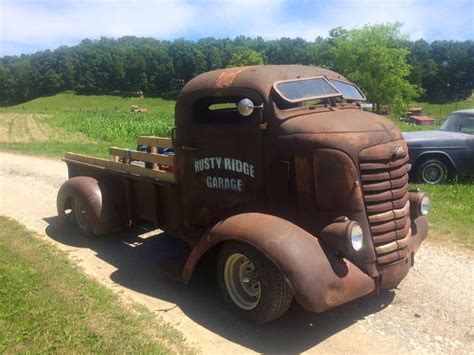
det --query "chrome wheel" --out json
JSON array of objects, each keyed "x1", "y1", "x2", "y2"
[
  {"x1": 73, "y1": 198, "x2": 88, "y2": 230},
  {"x1": 223, "y1": 253, "x2": 261, "y2": 310},
  {"x1": 421, "y1": 161, "x2": 447, "y2": 184}
]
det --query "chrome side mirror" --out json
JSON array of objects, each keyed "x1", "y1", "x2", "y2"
[{"x1": 237, "y1": 98, "x2": 263, "y2": 117}]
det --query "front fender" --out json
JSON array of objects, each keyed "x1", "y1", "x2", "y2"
[{"x1": 182, "y1": 213, "x2": 375, "y2": 312}]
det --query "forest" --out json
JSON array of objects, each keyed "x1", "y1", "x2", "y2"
[{"x1": 0, "y1": 24, "x2": 472, "y2": 107}]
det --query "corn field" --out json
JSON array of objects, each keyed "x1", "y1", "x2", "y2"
[{"x1": 47, "y1": 111, "x2": 175, "y2": 143}]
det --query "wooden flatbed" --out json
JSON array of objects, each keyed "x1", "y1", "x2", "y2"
[{"x1": 64, "y1": 136, "x2": 176, "y2": 184}]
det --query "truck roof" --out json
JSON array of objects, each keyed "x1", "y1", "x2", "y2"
[{"x1": 179, "y1": 65, "x2": 348, "y2": 99}]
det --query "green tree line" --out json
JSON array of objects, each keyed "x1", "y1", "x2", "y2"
[{"x1": 0, "y1": 25, "x2": 472, "y2": 106}]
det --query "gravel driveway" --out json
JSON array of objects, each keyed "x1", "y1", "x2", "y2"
[{"x1": 0, "y1": 151, "x2": 472, "y2": 354}]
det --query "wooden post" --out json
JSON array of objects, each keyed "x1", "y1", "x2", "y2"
[{"x1": 150, "y1": 146, "x2": 158, "y2": 170}]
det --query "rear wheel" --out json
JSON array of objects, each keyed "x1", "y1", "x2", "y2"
[
  {"x1": 416, "y1": 158, "x2": 449, "y2": 184},
  {"x1": 72, "y1": 197, "x2": 95, "y2": 237},
  {"x1": 217, "y1": 242, "x2": 293, "y2": 324}
]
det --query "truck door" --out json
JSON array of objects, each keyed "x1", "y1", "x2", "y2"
[{"x1": 176, "y1": 92, "x2": 265, "y2": 227}]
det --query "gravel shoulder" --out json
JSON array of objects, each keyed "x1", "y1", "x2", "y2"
[{"x1": 0, "y1": 151, "x2": 472, "y2": 354}]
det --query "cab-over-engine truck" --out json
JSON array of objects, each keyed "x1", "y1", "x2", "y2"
[{"x1": 57, "y1": 65, "x2": 429, "y2": 324}]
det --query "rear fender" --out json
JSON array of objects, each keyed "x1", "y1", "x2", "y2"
[
  {"x1": 57, "y1": 176, "x2": 125, "y2": 235},
  {"x1": 182, "y1": 213, "x2": 375, "y2": 312}
]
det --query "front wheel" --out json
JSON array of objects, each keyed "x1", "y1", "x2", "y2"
[
  {"x1": 416, "y1": 158, "x2": 449, "y2": 184},
  {"x1": 217, "y1": 242, "x2": 293, "y2": 324}
]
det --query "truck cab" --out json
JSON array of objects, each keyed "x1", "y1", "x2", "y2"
[{"x1": 58, "y1": 65, "x2": 429, "y2": 324}]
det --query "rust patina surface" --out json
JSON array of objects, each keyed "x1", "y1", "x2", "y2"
[{"x1": 58, "y1": 65, "x2": 429, "y2": 314}]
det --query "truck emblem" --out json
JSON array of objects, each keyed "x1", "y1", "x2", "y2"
[{"x1": 392, "y1": 146, "x2": 405, "y2": 159}]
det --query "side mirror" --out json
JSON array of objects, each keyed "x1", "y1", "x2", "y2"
[{"x1": 237, "y1": 98, "x2": 263, "y2": 117}]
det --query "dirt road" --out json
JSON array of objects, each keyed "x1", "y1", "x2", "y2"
[{"x1": 1, "y1": 151, "x2": 472, "y2": 354}]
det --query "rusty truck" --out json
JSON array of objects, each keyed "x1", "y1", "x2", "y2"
[{"x1": 57, "y1": 65, "x2": 430, "y2": 324}]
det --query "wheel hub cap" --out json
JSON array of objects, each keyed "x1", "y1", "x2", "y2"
[
  {"x1": 224, "y1": 253, "x2": 261, "y2": 310},
  {"x1": 74, "y1": 199, "x2": 87, "y2": 229},
  {"x1": 422, "y1": 162, "x2": 445, "y2": 184}
]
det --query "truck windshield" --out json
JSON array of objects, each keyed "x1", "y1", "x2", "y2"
[
  {"x1": 328, "y1": 79, "x2": 366, "y2": 101},
  {"x1": 274, "y1": 77, "x2": 341, "y2": 103}
]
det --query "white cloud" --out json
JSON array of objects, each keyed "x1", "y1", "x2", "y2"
[
  {"x1": 315, "y1": 0, "x2": 473, "y2": 41},
  {"x1": 1, "y1": 0, "x2": 196, "y2": 49},
  {"x1": 0, "y1": 0, "x2": 472, "y2": 55}
]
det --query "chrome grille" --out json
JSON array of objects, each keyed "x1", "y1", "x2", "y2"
[{"x1": 359, "y1": 141, "x2": 411, "y2": 265}]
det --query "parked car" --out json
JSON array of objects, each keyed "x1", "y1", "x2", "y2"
[{"x1": 403, "y1": 109, "x2": 474, "y2": 184}]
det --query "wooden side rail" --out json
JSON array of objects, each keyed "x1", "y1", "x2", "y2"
[
  {"x1": 137, "y1": 136, "x2": 173, "y2": 169},
  {"x1": 137, "y1": 136, "x2": 173, "y2": 149},
  {"x1": 65, "y1": 153, "x2": 176, "y2": 183},
  {"x1": 109, "y1": 147, "x2": 175, "y2": 166}
]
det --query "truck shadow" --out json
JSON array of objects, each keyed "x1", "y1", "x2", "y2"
[{"x1": 44, "y1": 216, "x2": 395, "y2": 353}]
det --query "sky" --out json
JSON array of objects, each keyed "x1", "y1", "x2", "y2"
[{"x1": 0, "y1": 0, "x2": 473, "y2": 56}]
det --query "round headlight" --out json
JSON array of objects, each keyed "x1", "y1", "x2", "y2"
[
  {"x1": 420, "y1": 195, "x2": 430, "y2": 216},
  {"x1": 350, "y1": 223, "x2": 364, "y2": 251}
]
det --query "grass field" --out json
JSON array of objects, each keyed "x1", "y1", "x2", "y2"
[
  {"x1": 5, "y1": 92, "x2": 176, "y2": 113},
  {"x1": 409, "y1": 98, "x2": 473, "y2": 120},
  {"x1": 0, "y1": 93, "x2": 473, "y2": 249},
  {"x1": 410, "y1": 181, "x2": 474, "y2": 250},
  {"x1": 388, "y1": 95, "x2": 474, "y2": 132},
  {"x1": 401, "y1": 96, "x2": 474, "y2": 250},
  {"x1": 0, "y1": 216, "x2": 192, "y2": 353},
  {"x1": 0, "y1": 93, "x2": 175, "y2": 157}
]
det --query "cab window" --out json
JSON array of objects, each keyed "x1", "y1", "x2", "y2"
[{"x1": 194, "y1": 96, "x2": 258, "y2": 125}]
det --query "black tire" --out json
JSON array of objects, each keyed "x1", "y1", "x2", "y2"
[
  {"x1": 217, "y1": 242, "x2": 293, "y2": 324},
  {"x1": 415, "y1": 158, "x2": 449, "y2": 184},
  {"x1": 72, "y1": 196, "x2": 96, "y2": 237}
]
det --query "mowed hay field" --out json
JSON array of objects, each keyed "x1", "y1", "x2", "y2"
[
  {"x1": 0, "y1": 113, "x2": 112, "y2": 157},
  {"x1": 0, "y1": 113, "x2": 95, "y2": 143}
]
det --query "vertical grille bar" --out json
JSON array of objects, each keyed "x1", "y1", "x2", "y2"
[{"x1": 359, "y1": 141, "x2": 411, "y2": 266}]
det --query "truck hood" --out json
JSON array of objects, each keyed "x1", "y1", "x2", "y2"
[
  {"x1": 278, "y1": 108, "x2": 396, "y2": 135},
  {"x1": 274, "y1": 108, "x2": 404, "y2": 166}
]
